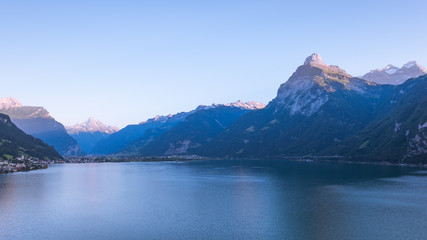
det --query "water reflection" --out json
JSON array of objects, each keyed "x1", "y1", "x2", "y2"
[{"x1": 0, "y1": 160, "x2": 425, "y2": 240}]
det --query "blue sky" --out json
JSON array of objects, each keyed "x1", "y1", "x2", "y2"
[{"x1": 1, "y1": 0, "x2": 426, "y2": 128}]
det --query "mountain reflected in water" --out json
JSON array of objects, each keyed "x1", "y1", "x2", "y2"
[{"x1": 1, "y1": 160, "x2": 426, "y2": 240}]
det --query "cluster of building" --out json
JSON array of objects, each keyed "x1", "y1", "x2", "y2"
[
  {"x1": 65, "y1": 156, "x2": 95, "y2": 163},
  {"x1": 0, "y1": 155, "x2": 61, "y2": 174}
]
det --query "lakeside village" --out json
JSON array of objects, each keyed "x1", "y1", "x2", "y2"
[
  {"x1": 0, "y1": 155, "x2": 64, "y2": 174},
  {"x1": 2, "y1": 154, "x2": 426, "y2": 173}
]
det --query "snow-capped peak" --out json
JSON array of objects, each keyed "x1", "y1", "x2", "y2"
[
  {"x1": 66, "y1": 118, "x2": 119, "y2": 134},
  {"x1": 139, "y1": 115, "x2": 171, "y2": 124},
  {"x1": 197, "y1": 100, "x2": 266, "y2": 111},
  {"x1": 362, "y1": 61, "x2": 427, "y2": 85},
  {"x1": 224, "y1": 100, "x2": 266, "y2": 110},
  {"x1": 0, "y1": 97, "x2": 23, "y2": 109}
]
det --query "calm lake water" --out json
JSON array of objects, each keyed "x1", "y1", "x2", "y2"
[{"x1": 1, "y1": 160, "x2": 427, "y2": 240}]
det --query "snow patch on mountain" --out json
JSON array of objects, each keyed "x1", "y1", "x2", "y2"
[
  {"x1": 197, "y1": 100, "x2": 266, "y2": 111},
  {"x1": 385, "y1": 68, "x2": 397, "y2": 75},
  {"x1": 223, "y1": 100, "x2": 266, "y2": 110}
]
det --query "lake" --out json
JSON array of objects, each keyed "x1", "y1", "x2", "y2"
[{"x1": 1, "y1": 160, "x2": 427, "y2": 240}]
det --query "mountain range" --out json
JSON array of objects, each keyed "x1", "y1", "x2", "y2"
[
  {"x1": 0, "y1": 97, "x2": 82, "y2": 156},
  {"x1": 1, "y1": 54, "x2": 426, "y2": 163},
  {"x1": 121, "y1": 101, "x2": 265, "y2": 156},
  {"x1": 92, "y1": 101, "x2": 265, "y2": 155},
  {"x1": 362, "y1": 61, "x2": 427, "y2": 85},
  {"x1": 196, "y1": 54, "x2": 427, "y2": 163},
  {"x1": 198, "y1": 53, "x2": 384, "y2": 157},
  {"x1": 117, "y1": 54, "x2": 427, "y2": 163}
]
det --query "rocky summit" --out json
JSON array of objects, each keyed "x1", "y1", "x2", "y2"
[{"x1": 275, "y1": 53, "x2": 373, "y2": 116}]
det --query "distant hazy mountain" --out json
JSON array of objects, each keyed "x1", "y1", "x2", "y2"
[
  {"x1": 197, "y1": 100, "x2": 266, "y2": 111},
  {"x1": 91, "y1": 112, "x2": 191, "y2": 155},
  {"x1": 66, "y1": 118, "x2": 119, "y2": 154},
  {"x1": 93, "y1": 101, "x2": 265, "y2": 155},
  {"x1": 122, "y1": 101, "x2": 265, "y2": 156},
  {"x1": 0, "y1": 97, "x2": 82, "y2": 156},
  {"x1": 66, "y1": 117, "x2": 119, "y2": 135},
  {"x1": 0, "y1": 113, "x2": 62, "y2": 160},
  {"x1": 362, "y1": 61, "x2": 427, "y2": 85}
]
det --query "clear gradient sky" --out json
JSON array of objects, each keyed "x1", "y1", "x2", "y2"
[{"x1": 1, "y1": 0, "x2": 426, "y2": 128}]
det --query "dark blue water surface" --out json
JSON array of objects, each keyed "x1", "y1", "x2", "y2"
[{"x1": 1, "y1": 160, "x2": 427, "y2": 240}]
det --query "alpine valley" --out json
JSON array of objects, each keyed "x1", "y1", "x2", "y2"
[{"x1": 1, "y1": 54, "x2": 427, "y2": 164}]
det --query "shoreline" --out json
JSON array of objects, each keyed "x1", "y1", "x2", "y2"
[
  {"x1": 64, "y1": 155, "x2": 427, "y2": 169},
  {"x1": 4, "y1": 156, "x2": 426, "y2": 174},
  {"x1": 0, "y1": 162, "x2": 48, "y2": 174}
]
